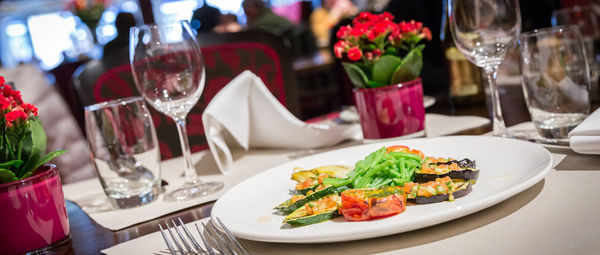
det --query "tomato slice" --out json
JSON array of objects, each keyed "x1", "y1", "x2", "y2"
[
  {"x1": 340, "y1": 190, "x2": 370, "y2": 221},
  {"x1": 386, "y1": 145, "x2": 424, "y2": 159},
  {"x1": 386, "y1": 145, "x2": 409, "y2": 153},
  {"x1": 369, "y1": 194, "x2": 406, "y2": 218},
  {"x1": 340, "y1": 188, "x2": 407, "y2": 221}
]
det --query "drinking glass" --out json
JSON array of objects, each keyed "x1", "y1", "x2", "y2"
[
  {"x1": 551, "y1": 6, "x2": 600, "y2": 101},
  {"x1": 129, "y1": 20, "x2": 223, "y2": 201},
  {"x1": 448, "y1": 0, "x2": 521, "y2": 137},
  {"x1": 85, "y1": 97, "x2": 161, "y2": 208},
  {"x1": 519, "y1": 26, "x2": 591, "y2": 140}
]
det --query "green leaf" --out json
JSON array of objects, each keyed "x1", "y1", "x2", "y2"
[
  {"x1": 0, "y1": 168, "x2": 17, "y2": 184},
  {"x1": 18, "y1": 117, "x2": 47, "y2": 177},
  {"x1": 32, "y1": 150, "x2": 67, "y2": 172},
  {"x1": 368, "y1": 80, "x2": 386, "y2": 88},
  {"x1": 0, "y1": 160, "x2": 23, "y2": 169},
  {"x1": 372, "y1": 55, "x2": 402, "y2": 86},
  {"x1": 342, "y1": 62, "x2": 369, "y2": 89},
  {"x1": 390, "y1": 49, "x2": 423, "y2": 84}
]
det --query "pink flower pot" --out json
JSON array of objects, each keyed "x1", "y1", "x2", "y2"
[
  {"x1": 353, "y1": 78, "x2": 426, "y2": 139},
  {"x1": 0, "y1": 165, "x2": 70, "y2": 254}
]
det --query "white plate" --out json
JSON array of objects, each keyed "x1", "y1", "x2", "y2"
[{"x1": 211, "y1": 136, "x2": 552, "y2": 243}]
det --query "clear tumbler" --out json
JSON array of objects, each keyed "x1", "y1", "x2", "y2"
[
  {"x1": 519, "y1": 26, "x2": 591, "y2": 140},
  {"x1": 85, "y1": 97, "x2": 161, "y2": 209}
]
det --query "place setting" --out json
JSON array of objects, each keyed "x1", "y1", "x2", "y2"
[{"x1": 1, "y1": 0, "x2": 599, "y2": 254}]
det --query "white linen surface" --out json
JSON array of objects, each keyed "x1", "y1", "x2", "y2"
[{"x1": 569, "y1": 107, "x2": 600, "y2": 154}]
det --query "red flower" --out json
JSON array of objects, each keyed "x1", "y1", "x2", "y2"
[
  {"x1": 379, "y1": 12, "x2": 394, "y2": 21},
  {"x1": 353, "y1": 12, "x2": 374, "y2": 24},
  {"x1": 0, "y1": 76, "x2": 4, "y2": 85},
  {"x1": 367, "y1": 21, "x2": 393, "y2": 41},
  {"x1": 350, "y1": 26, "x2": 366, "y2": 37},
  {"x1": 336, "y1": 25, "x2": 350, "y2": 39},
  {"x1": 22, "y1": 103, "x2": 38, "y2": 116},
  {"x1": 420, "y1": 27, "x2": 432, "y2": 41},
  {"x1": 347, "y1": 47, "x2": 362, "y2": 61},
  {"x1": 334, "y1": 41, "x2": 347, "y2": 58},
  {"x1": 5, "y1": 110, "x2": 27, "y2": 127},
  {"x1": 399, "y1": 20, "x2": 422, "y2": 34},
  {"x1": 372, "y1": 49, "x2": 382, "y2": 57},
  {"x1": 1, "y1": 85, "x2": 23, "y2": 106},
  {"x1": 0, "y1": 98, "x2": 9, "y2": 110}
]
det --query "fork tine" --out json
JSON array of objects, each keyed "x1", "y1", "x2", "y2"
[
  {"x1": 202, "y1": 222, "x2": 226, "y2": 254},
  {"x1": 206, "y1": 221, "x2": 236, "y2": 255},
  {"x1": 178, "y1": 218, "x2": 205, "y2": 254},
  {"x1": 196, "y1": 223, "x2": 216, "y2": 255},
  {"x1": 216, "y1": 217, "x2": 250, "y2": 255},
  {"x1": 171, "y1": 219, "x2": 195, "y2": 254},
  {"x1": 165, "y1": 221, "x2": 186, "y2": 255},
  {"x1": 158, "y1": 224, "x2": 177, "y2": 255}
]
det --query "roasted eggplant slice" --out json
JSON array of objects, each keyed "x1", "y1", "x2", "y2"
[
  {"x1": 414, "y1": 158, "x2": 479, "y2": 183},
  {"x1": 413, "y1": 181, "x2": 471, "y2": 204},
  {"x1": 404, "y1": 177, "x2": 472, "y2": 204}
]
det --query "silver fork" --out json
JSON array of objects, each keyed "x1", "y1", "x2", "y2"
[{"x1": 159, "y1": 217, "x2": 250, "y2": 255}]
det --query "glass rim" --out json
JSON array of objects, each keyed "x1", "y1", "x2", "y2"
[
  {"x1": 520, "y1": 25, "x2": 580, "y2": 38},
  {"x1": 130, "y1": 20, "x2": 191, "y2": 31},
  {"x1": 84, "y1": 96, "x2": 144, "y2": 112}
]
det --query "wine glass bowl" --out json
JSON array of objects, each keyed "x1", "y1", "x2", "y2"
[
  {"x1": 130, "y1": 23, "x2": 205, "y2": 121},
  {"x1": 449, "y1": 0, "x2": 521, "y2": 136},
  {"x1": 130, "y1": 21, "x2": 223, "y2": 201}
]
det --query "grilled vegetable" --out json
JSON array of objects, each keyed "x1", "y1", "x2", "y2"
[
  {"x1": 291, "y1": 165, "x2": 353, "y2": 182},
  {"x1": 283, "y1": 194, "x2": 341, "y2": 225},
  {"x1": 323, "y1": 146, "x2": 424, "y2": 189},
  {"x1": 403, "y1": 177, "x2": 471, "y2": 204},
  {"x1": 291, "y1": 165, "x2": 353, "y2": 194},
  {"x1": 340, "y1": 186, "x2": 407, "y2": 221},
  {"x1": 277, "y1": 186, "x2": 345, "y2": 214},
  {"x1": 414, "y1": 158, "x2": 479, "y2": 183}
]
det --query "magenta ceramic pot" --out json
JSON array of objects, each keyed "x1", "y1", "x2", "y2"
[
  {"x1": 353, "y1": 78, "x2": 426, "y2": 139},
  {"x1": 0, "y1": 165, "x2": 70, "y2": 254}
]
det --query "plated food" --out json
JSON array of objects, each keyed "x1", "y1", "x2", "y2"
[{"x1": 275, "y1": 145, "x2": 479, "y2": 226}]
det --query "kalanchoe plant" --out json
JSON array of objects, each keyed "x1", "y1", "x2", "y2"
[
  {"x1": 0, "y1": 76, "x2": 65, "y2": 184},
  {"x1": 334, "y1": 12, "x2": 432, "y2": 88}
]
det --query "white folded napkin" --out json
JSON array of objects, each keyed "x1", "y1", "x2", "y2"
[
  {"x1": 202, "y1": 71, "x2": 361, "y2": 173},
  {"x1": 569, "y1": 108, "x2": 600, "y2": 154}
]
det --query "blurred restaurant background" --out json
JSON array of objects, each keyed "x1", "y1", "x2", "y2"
[{"x1": 0, "y1": 0, "x2": 597, "y2": 183}]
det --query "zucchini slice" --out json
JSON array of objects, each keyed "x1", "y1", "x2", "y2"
[
  {"x1": 283, "y1": 207, "x2": 338, "y2": 225},
  {"x1": 290, "y1": 183, "x2": 319, "y2": 195},
  {"x1": 277, "y1": 186, "x2": 339, "y2": 214}
]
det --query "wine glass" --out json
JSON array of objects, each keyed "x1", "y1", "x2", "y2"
[
  {"x1": 448, "y1": 0, "x2": 521, "y2": 137},
  {"x1": 129, "y1": 20, "x2": 223, "y2": 201}
]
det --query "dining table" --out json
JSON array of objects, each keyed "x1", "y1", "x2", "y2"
[{"x1": 63, "y1": 84, "x2": 600, "y2": 254}]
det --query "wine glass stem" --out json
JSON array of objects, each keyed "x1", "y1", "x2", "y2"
[
  {"x1": 175, "y1": 118, "x2": 200, "y2": 185},
  {"x1": 484, "y1": 65, "x2": 509, "y2": 137}
]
